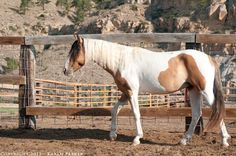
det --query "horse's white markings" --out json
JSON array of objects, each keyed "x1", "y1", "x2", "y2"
[
  {"x1": 110, "y1": 94, "x2": 128, "y2": 141},
  {"x1": 180, "y1": 89, "x2": 202, "y2": 145},
  {"x1": 220, "y1": 120, "x2": 231, "y2": 147},
  {"x1": 64, "y1": 36, "x2": 230, "y2": 146}
]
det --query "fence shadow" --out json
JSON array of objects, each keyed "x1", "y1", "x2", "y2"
[{"x1": 0, "y1": 128, "x2": 178, "y2": 146}]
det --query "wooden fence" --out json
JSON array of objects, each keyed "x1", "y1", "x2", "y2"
[
  {"x1": 34, "y1": 79, "x2": 185, "y2": 108},
  {"x1": 0, "y1": 33, "x2": 236, "y2": 129}
]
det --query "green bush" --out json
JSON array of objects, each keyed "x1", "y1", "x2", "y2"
[
  {"x1": 56, "y1": 0, "x2": 73, "y2": 14},
  {"x1": 4, "y1": 57, "x2": 18, "y2": 73},
  {"x1": 20, "y1": 0, "x2": 50, "y2": 13},
  {"x1": 72, "y1": 0, "x2": 92, "y2": 24},
  {"x1": 130, "y1": 4, "x2": 138, "y2": 11},
  {"x1": 36, "y1": 0, "x2": 50, "y2": 10},
  {"x1": 19, "y1": 0, "x2": 31, "y2": 14},
  {"x1": 56, "y1": 0, "x2": 92, "y2": 24}
]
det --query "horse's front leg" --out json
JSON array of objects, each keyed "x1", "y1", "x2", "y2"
[
  {"x1": 110, "y1": 93, "x2": 128, "y2": 141},
  {"x1": 129, "y1": 92, "x2": 143, "y2": 145}
]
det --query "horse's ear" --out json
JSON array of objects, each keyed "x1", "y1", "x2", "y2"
[
  {"x1": 78, "y1": 36, "x2": 83, "y2": 44},
  {"x1": 73, "y1": 32, "x2": 79, "y2": 40}
]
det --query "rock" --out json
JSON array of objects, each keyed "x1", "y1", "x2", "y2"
[
  {"x1": 120, "y1": 20, "x2": 153, "y2": 33},
  {"x1": 126, "y1": 0, "x2": 151, "y2": 4},
  {"x1": 112, "y1": 18, "x2": 121, "y2": 28},
  {"x1": 208, "y1": 2, "x2": 221, "y2": 17},
  {"x1": 150, "y1": 0, "x2": 188, "y2": 10},
  {"x1": 226, "y1": 0, "x2": 236, "y2": 26},
  {"x1": 175, "y1": 17, "x2": 190, "y2": 31},
  {"x1": 0, "y1": 65, "x2": 4, "y2": 74},
  {"x1": 208, "y1": 0, "x2": 236, "y2": 22},
  {"x1": 103, "y1": 20, "x2": 116, "y2": 32},
  {"x1": 152, "y1": 17, "x2": 175, "y2": 32},
  {"x1": 219, "y1": 4, "x2": 227, "y2": 21}
]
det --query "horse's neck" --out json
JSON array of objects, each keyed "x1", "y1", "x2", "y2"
[{"x1": 84, "y1": 39, "x2": 124, "y2": 73}]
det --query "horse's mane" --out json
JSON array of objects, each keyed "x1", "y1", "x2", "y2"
[{"x1": 84, "y1": 39, "x2": 132, "y2": 72}]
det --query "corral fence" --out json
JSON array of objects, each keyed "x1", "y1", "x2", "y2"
[{"x1": 0, "y1": 33, "x2": 236, "y2": 132}]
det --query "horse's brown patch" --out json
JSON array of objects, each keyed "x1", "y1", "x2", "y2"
[
  {"x1": 158, "y1": 54, "x2": 206, "y2": 92},
  {"x1": 105, "y1": 68, "x2": 132, "y2": 97}
]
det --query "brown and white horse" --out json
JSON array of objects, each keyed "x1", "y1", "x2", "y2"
[{"x1": 64, "y1": 34, "x2": 230, "y2": 146}]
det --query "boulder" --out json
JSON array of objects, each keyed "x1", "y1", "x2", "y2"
[
  {"x1": 227, "y1": 0, "x2": 236, "y2": 26},
  {"x1": 0, "y1": 65, "x2": 5, "y2": 74},
  {"x1": 103, "y1": 19, "x2": 116, "y2": 32},
  {"x1": 175, "y1": 17, "x2": 190, "y2": 31},
  {"x1": 126, "y1": 0, "x2": 151, "y2": 4},
  {"x1": 219, "y1": 4, "x2": 227, "y2": 20},
  {"x1": 208, "y1": 0, "x2": 236, "y2": 22},
  {"x1": 121, "y1": 20, "x2": 153, "y2": 33},
  {"x1": 208, "y1": 2, "x2": 221, "y2": 17}
]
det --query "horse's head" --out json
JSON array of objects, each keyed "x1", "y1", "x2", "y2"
[{"x1": 64, "y1": 33, "x2": 85, "y2": 76}]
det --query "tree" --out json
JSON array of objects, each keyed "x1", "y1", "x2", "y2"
[
  {"x1": 72, "y1": 0, "x2": 92, "y2": 24},
  {"x1": 37, "y1": 0, "x2": 50, "y2": 10},
  {"x1": 20, "y1": 0, "x2": 31, "y2": 14},
  {"x1": 56, "y1": 0, "x2": 73, "y2": 15}
]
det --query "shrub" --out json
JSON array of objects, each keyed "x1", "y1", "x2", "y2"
[
  {"x1": 36, "y1": 0, "x2": 50, "y2": 10},
  {"x1": 19, "y1": 0, "x2": 31, "y2": 14},
  {"x1": 56, "y1": 0, "x2": 73, "y2": 14},
  {"x1": 4, "y1": 57, "x2": 18, "y2": 73},
  {"x1": 71, "y1": 0, "x2": 92, "y2": 24},
  {"x1": 130, "y1": 4, "x2": 138, "y2": 11}
]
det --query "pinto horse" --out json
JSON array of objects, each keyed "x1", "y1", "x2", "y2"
[{"x1": 64, "y1": 34, "x2": 230, "y2": 146}]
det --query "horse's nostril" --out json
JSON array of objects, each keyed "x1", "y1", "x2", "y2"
[{"x1": 63, "y1": 68, "x2": 67, "y2": 75}]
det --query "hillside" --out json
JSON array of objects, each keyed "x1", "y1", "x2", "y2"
[{"x1": 0, "y1": 0, "x2": 235, "y2": 36}]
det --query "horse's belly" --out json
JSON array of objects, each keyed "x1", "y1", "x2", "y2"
[{"x1": 139, "y1": 79, "x2": 166, "y2": 94}]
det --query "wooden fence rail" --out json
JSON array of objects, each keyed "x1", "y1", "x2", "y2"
[
  {"x1": 1, "y1": 33, "x2": 236, "y2": 46},
  {"x1": 26, "y1": 107, "x2": 236, "y2": 118},
  {"x1": 34, "y1": 79, "x2": 186, "y2": 108},
  {"x1": 0, "y1": 75, "x2": 26, "y2": 85}
]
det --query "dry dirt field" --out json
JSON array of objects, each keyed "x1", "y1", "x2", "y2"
[{"x1": 0, "y1": 115, "x2": 236, "y2": 156}]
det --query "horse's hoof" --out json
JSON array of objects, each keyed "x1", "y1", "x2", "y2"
[
  {"x1": 222, "y1": 135, "x2": 230, "y2": 147},
  {"x1": 179, "y1": 138, "x2": 187, "y2": 145},
  {"x1": 132, "y1": 138, "x2": 140, "y2": 146},
  {"x1": 132, "y1": 141, "x2": 140, "y2": 146},
  {"x1": 222, "y1": 143, "x2": 229, "y2": 147},
  {"x1": 109, "y1": 131, "x2": 117, "y2": 141}
]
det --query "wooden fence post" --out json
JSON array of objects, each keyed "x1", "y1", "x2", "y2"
[
  {"x1": 36, "y1": 82, "x2": 42, "y2": 105},
  {"x1": 76, "y1": 85, "x2": 80, "y2": 107},
  {"x1": 107, "y1": 86, "x2": 112, "y2": 106},
  {"x1": 165, "y1": 95, "x2": 170, "y2": 107},
  {"x1": 185, "y1": 42, "x2": 203, "y2": 135},
  {"x1": 74, "y1": 85, "x2": 77, "y2": 106},
  {"x1": 19, "y1": 45, "x2": 36, "y2": 129}
]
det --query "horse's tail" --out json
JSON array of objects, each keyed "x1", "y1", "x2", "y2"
[{"x1": 204, "y1": 61, "x2": 225, "y2": 132}]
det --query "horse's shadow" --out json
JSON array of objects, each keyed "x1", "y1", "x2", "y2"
[{"x1": 0, "y1": 128, "x2": 178, "y2": 146}]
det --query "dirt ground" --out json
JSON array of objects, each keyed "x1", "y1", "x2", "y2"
[{"x1": 0, "y1": 115, "x2": 236, "y2": 156}]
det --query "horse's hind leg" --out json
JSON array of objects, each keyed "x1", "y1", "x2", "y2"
[
  {"x1": 220, "y1": 120, "x2": 230, "y2": 147},
  {"x1": 180, "y1": 89, "x2": 202, "y2": 145},
  {"x1": 110, "y1": 93, "x2": 128, "y2": 141},
  {"x1": 203, "y1": 89, "x2": 230, "y2": 146}
]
